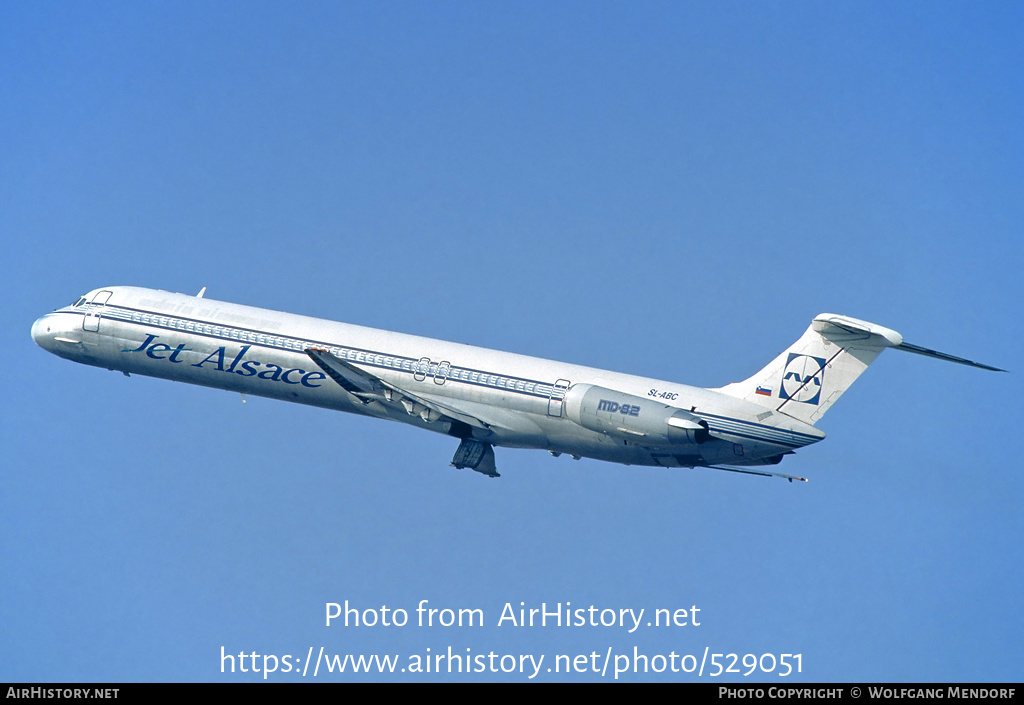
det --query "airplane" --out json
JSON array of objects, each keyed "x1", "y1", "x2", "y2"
[{"x1": 31, "y1": 286, "x2": 1004, "y2": 482}]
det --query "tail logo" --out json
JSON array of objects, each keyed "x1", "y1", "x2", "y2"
[{"x1": 779, "y1": 353, "x2": 826, "y2": 405}]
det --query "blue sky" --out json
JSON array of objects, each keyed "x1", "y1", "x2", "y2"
[{"x1": 2, "y1": 1, "x2": 1021, "y2": 682}]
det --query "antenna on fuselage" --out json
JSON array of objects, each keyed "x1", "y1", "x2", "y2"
[{"x1": 196, "y1": 286, "x2": 206, "y2": 298}]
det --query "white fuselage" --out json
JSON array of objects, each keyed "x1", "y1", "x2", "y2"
[{"x1": 31, "y1": 286, "x2": 824, "y2": 470}]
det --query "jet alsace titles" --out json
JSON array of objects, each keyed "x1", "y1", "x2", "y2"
[
  {"x1": 31, "y1": 287, "x2": 1003, "y2": 480},
  {"x1": 125, "y1": 333, "x2": 328, "y2": 388}
]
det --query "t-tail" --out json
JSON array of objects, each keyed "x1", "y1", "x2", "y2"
[{"x1": 717, "y1": 313, "x2": 1005, "y2": 426}]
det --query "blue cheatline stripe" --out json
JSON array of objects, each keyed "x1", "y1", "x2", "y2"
[
  {"x1": 695, "y1": 411, "x2": 820, "y2": 449},
  {"x1": 87, "y1": 304, "x2": 557, "y2": 399},
  {"x1": 67, "y1": 303, "x2": 818, "y2": 450}
]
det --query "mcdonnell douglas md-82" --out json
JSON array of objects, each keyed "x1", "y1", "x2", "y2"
[{"x1": 32, "y1": 287, "x2": 1004, "y2": 481}]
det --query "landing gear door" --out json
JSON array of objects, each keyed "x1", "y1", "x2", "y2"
[
  {"x1": 82, "y1": 290, "x2": 112, "y2": 332},
  {"x1": 548, "y1": 379, "x2": 570, "y2": 417}
]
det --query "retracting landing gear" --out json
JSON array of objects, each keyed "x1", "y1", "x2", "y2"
[{"x1": 451, "y1": 439, "x2": 499, "y2": 478}]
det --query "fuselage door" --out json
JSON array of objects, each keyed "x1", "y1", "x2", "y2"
[
  {"x1": 434, "y1": 361, "x2": 451, "y2": 385},
  {"x1": 548, "y1": 379, "x2": 570, "y2": 417},
  {"x1": 82, "y1": 290, "x2": 113, "y2": 332}
]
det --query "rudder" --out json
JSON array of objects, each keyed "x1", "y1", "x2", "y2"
[{"x1": 716, "y1": 314, "x2": 903, "y2": 426}]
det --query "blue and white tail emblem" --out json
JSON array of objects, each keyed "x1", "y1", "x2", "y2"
[{"x1": 779, "y1": 353, "x2": 826, "y2": 405}]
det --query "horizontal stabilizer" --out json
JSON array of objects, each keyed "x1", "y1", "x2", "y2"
[
  {"x1": 718, "y1": 313, "x2": 1003, "y2": 426},
  {"x1": 894, "y1": 342, "x2": 1006, "y2": 372}
]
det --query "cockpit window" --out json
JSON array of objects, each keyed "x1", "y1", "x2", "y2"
[{"x1": 72, "y1": 297, "x2": 87, "y2": 307}]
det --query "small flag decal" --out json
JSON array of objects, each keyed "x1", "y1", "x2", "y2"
[{"x1": 756, "y1": 386, "x2": 772, "y2": 397}]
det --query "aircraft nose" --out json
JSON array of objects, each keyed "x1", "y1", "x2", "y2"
[{"x1": 31, "y1": 315, "x2": 57, "y2": 352}]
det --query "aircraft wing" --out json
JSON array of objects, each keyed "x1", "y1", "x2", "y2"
[
  {"x1": 305, "y1": 347, "x2": 492, "y2": 432},
  {"x1": 706, "y1": 465, "x2": 808, "y2": 483}
]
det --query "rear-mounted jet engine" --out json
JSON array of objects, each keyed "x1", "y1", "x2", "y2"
[{"x1": 562, "y1": 384, "x2": 710, "y2": 446}]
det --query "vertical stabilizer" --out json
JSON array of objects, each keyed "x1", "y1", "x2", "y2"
[{"x1": 716, "y1": 314, "x2": 903, "y2": 425}]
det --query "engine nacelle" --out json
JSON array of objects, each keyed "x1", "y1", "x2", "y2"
[{"x1": 562, "y1": 384, "x2": 710, "y2": 446}]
